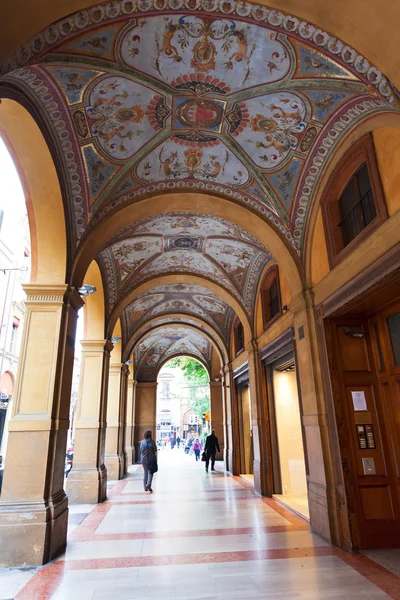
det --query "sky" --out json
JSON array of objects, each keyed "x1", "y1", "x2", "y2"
[{"x1": 0, "y1": 138, "x2": 26, "y2": 217}]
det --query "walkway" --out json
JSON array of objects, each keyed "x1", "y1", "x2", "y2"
[{"x1": 14, "y1": 451, "x2": 400, "y2": 599}]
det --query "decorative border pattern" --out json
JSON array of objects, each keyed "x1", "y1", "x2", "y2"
[
  {"x1": 2, "y1": 66, "x2": 89, "y2": 242},
  {"x1": 1, "y1": 0, "x2": 396, "y2": 107}
]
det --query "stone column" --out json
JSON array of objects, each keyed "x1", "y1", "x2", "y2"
[
  {"x1": 67, "y1": 340, "x2": 113, "y2": 504},
  {"x1": 125, "y1": 373, "x2": 135, "y2": 469},
  {"x1": 120, "y1": 364, "x2": 129, "y2": 476},
  {"x1": 134, "y1": 382, "x2": 157, "y2": 462},
  {"x1": 210, "y1": 381, "x2": 224, "y2": 461},
  {"x1": 0, "y1": 285, "x2": 83, "y2": 567},
  {"x1": 223, "y1": 364, "x2": 240, "y2": 475},
  {"x1": 105, "y1": 364, "x2": 125, "y2": 480},
  {"x1": 246, "y1": 340, "x2": 270, "y2": 496}
]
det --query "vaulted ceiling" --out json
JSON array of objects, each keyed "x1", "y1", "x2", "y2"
[
  {"x1": 1, "y1": 1, "x2": 398, "y2": 257},
  {"x1": 134, "y1": 325, "x2": 212, "y2": 381}
]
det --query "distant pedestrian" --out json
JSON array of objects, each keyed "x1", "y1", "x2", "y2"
[
  {"x1": 205, "y1": 429, "x2": 220, "y2": 473},
  {"x1": 176, "y1": 436, "x2": 181, "y2": 449},
  {"x1": 193, "y1": 438, "x2": 202, "y2": 461},
  {"x1": 140, "y1": 430, "x2": 157, "y2": 492}
]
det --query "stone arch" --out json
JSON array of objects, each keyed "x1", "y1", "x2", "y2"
[
  {"x1": 156, "y1": 353, "x2": 211, "y2": 381},
  {"x1": 0, "y1": 97, "x2": 67, "y2": 284},
  {"x1": 304, "y1": 112, "x2": 400, "y2": 288},
  {"x1": 71, "y1": 193, "x2": 303, "y2": 301},
  {"x1": 123, "y1": 314, "x2": 229, "y2": 365},
  {"x1": 107, "y1": 273, "x2": 252, "y2": 346}
]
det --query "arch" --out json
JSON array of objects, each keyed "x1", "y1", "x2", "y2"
[
  {"x1": 108, "y1": 274, "x2": 253, "y2": 346},
  {"x1": 0, "y1": 98, "x2": 67, "y2": 284},
  {"x1": 157, "y1": 353, "x2": 212, "y2": 380},
  {"x1": 0, "y1": 371, "x2": 14, "y2": 397},
  {"x1": 82, "y1": 260, "x2": 106, "y2": 340},
  {"x1": 129, "y1": 320, "x2": 226, "y2": 370},
  {"x1": 71, "y1": 194, "x2": 303, "y2": 299},
  {"x1": 305, "y1": 112, "x2": 400, "y2": 287}
]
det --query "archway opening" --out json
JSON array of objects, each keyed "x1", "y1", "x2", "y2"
[{"x1": 156, "y1": 357, "x2": 211, "y2": 462}]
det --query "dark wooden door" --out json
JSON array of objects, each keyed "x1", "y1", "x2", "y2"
[{"x1": 330, "y1": 315, "x2": 400, "y2": 548}]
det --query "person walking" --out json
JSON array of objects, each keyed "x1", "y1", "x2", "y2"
[
  {"x1": 176, "y1": 436, "x2": 181, "y2": 449},
  {"x1": 205, "y1": 429, "x2": 220, "y2": 473},
  {"x1": 193, "y1": 438, "x2": 202, "y2": 461},
  {"x1": 140, "y1": 430, "x2": 157, "y2": 492}
]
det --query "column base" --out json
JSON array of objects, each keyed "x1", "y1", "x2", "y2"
[
  {"x1": 67, "y1": 465, "x2": 107, "y2": 504},
  {"x1": 0, "y1": 495, "x2": 68, "y2": 567},
  {"x1": 105, "y1": 454, "x2": 124, "y2": 480}
]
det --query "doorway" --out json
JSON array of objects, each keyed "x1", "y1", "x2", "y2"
[
  {"x1": 269, "y1": 354, "x2": 309, "y2": 519},
  {"x1": 328, "y1": 295, "x2": 400, "y2": 548},
  {"x1": 238, "y1": 382, "x2": 253, "y2": 482}
]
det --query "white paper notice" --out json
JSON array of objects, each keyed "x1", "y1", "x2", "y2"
[{"x1": 351, "y1": 391, "x2": 367, "y2": 411}]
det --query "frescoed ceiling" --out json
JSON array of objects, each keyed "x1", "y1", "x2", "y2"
[
  {"x1": 98, "y1": 212, "x2": 271, "y2": 316},
  {"x1": 134, "y1": 325, "x2": 212, "y2": 382},
  {"x1": 121, "y1": 283, "x2": 234, "y2": 348},
  {"x1": 1, "y1": 0, "x2": 398, "y2": 257}
]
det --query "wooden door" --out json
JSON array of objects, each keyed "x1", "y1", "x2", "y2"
[
  {"x1": 330, "y1": 316, "x2": 400, "y2": 548},
  {"x1": 238, "y1": 384, "x2": 253, "y2": 474}
]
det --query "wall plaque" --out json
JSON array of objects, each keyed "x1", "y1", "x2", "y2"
[{"x1": 351, "y1": 390, "x2": 367, "y2": 411}]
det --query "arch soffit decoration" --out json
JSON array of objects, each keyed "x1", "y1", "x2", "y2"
[
  {"x1": 98, "y1": 212, "x2": 271, "y2": 319},
  {"x1": 124, "y1": 314, "x2": 228, "y2": 365},
  {"x1": 120, "y1": 282, "x2": 233, "y2": 355},
  {"x1": 0, "y1": 0, "x2": 398, "y2": 267},
  {"x1": 133, "y1": 324, "x2": 213, "y2": 382},
  {"x1": 107, "y1": 273, "x2": 253, "y2": 344}
]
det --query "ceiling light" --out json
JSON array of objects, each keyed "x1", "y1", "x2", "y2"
[
  {"x1": 78, "y1": 284, "x2": 97, "y2": 296},
  {"x1": 111, "y1": 336, "x2": 122, "y2": 344}
]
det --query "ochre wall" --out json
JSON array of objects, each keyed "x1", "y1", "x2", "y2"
[
  {"x1": 373, "y1": 128, "x2": 400, "y2": 216},
  {"x1": 310, "y1": 209, "x2": 330, "y2": 287},
  {"x1": 0, "y1": 99, "x2": 66, "y2": 285}
]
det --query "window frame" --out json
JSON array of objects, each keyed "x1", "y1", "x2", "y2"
[
  {"x1": 261, "y1": 265, "x2": 282, "y2": 330},
  {"x1": 321, "y1": 134, "x2": 387, "y2": 268},
  {"x1": 233, "y1": 318, "x2": 245, "y2": 356}
]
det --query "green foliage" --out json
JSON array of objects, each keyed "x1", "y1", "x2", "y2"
[{"x1": 167, "y1": 357, "x2": 210, "y2": 419}]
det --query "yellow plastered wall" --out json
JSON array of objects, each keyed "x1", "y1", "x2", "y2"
[
  {"x1": 310, "y1": 209, "x2": 330, "y2": 287},
  {"x1": 0, "y1": 99, "x2": 66, "y2": 285},
  {"x1": 373, "y1": 128, "x2": 400, "y2": 216},
  {"x1": 83, "y1": 260, "x2": 105, "y2": 340}
]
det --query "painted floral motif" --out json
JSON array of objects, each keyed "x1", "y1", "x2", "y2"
[
  {"x1": 136, "y1": 140, "x2": 249, "y2": 185},
  {"x1": 86, "y1": 76, "x2": 163, "y2": 159},
  {"x1": 232, "y1": 92, "x2": 307, "y2": 168},
  {"x1": 120, "y1": 16, "x2": 290, "y2": 92}
]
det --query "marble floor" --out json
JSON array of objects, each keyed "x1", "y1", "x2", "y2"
[{"x1": 10, "y1": 451, "x2": 400, "y2": 599}]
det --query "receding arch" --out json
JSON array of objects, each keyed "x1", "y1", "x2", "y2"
[
  {"x1": 71, "y1": 194, "x2": 303, "y2": 300},
  {"x1": 108, "y1": 274, "x2": 253, "y2": 346},
  {"x1": 0, "y1": 98, "x2": 67, "y2": 284},
  {"x1": 156, "y1": 353, "x2": 212, "y2": 380},
  {"x1": 82, "y1": 260, "x2": 106, "y2": 340},
  {"x1": 128, "y1": 320, "x2": 227, "y2": 369}
]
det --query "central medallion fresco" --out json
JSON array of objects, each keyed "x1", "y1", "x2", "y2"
[{"x1": 3, "y1": 0, "x2": 398, "y2": 257}]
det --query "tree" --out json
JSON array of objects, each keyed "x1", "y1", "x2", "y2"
[{"x1": 168, "y1": 357, "x2": 210, "y2": 419}]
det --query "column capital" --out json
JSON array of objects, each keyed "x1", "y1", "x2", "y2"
[
  {"x1": 109, "y1": 363, "x2": 123, "y2": 374},
  {"x1": 136, "y1": 381, "x2": 158, "y2": 388},
  {"x1": 22, "y1": 284, "x2": 68, "y2": 304},
  {"x1": 80, "y1": 339, "x2": 108, "y2": 353},
  {"x1": 222, "y1": 363, "x2": 232, "y2": 376},
  {"x1": 121, "y1": 364, "x2": 130, "y2": 378},
  {"x1": 104, "y1": 340, "x2": 114, "y2": 354},
  {"x1": 245, "y1": 339, "x2": 259, "y2": 356}
]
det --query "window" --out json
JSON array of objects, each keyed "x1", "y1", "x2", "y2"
[
  {"x1": 234, "y1": 319, "x2": 244, "y2": 355},
  {"x1": 10, "y1": 321, "x2": 19, "y2": 354},
  {"x1": 262, "y1": 266, "x2": 281, "y2": 328},
  {"x1": 321, "y1": 134, "x2": 387, "y2": 267},
  {"x1": 339, "y1": 163, "x2": 376, "y2": 246}
]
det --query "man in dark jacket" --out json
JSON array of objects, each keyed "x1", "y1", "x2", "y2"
[{"x1": 204, "y1": 429, "x2": 220, "y2": 473}]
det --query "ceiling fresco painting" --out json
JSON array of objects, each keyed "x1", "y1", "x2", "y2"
[
  {"x1": 1, "y1": 0, "x2": 398, "y2": 259},
  {"x1": 97, "y1": 212, "x2": 271, "y2": 315},
  {"x1": 134, "y1": 326, "x2": 212, "y2": 381},
  {"x1": 121, "y1": 283, "x2": 235, "y2": 348}
]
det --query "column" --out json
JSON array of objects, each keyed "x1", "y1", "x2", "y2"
[
  {"x1": 120, "y1": 364, "x2": 129, "y2": 476},
  {"x1": 0, "y1": 285, "x2": 83, "y2": 567},
  {"x1": 134, "y1": 382, "x2": 157, "y2": 461},
  {"x1": 67, "y1": 340, "x2": 113, "y2": 504},
  {"x1": 104, "y1": 364, "x2": 126, "y2": 480},
  {"x1": 125, "y1": 374, "x2": 135, "y2": 469},
  {"x1": 210, "y1": 381, "x2": 224, "y2": 461},
  {"x1": 290, "y1": 290, "x2": 332, "y2": 542},
  {"x1": 223, "y1": 364, "x2": 240, "y2": 475},
  {"x1": 246, "y1": 340, "x2": 271, "y2": 496}
]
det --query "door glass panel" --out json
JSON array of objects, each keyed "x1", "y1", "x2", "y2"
[{"x1": 387, "y1": 312, "x2": 400, "y2": 366}]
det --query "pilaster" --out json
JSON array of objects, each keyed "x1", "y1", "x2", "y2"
[
  {"x1": 67, "y1": 340, "x2": 113, "y2": 504},
  {"x1": 105, "y1": 363, "x2": 125, "y2": 480},
  {"x1": 210, "y1": 381, "x2": 224, "y2": 461},
  {"x1": 134, "y1": 381, "x2": 157, "y2": 461},
  {"x1": 0, "y1": 285, "x2": 83, "y2": 566}
]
